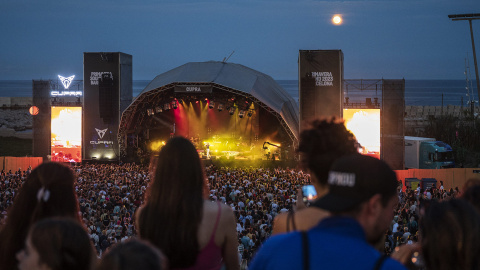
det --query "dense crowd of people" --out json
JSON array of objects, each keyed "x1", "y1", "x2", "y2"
[
  {"x1": 2, "y1": 160, "x2": 479, "y2": 268},
  {"x1": 1, "y1": 118, "x2": 480, "y2": 270},
  {"x1": 0, "y1": 162, "x2": 313, "y2": 263}
]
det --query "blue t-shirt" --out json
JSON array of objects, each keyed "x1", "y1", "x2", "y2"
[{"x1": 250, "y1": 216, "x2": 406, "y2": 270}]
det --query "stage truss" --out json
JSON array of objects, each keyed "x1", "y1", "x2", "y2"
[{"x1": 118, "y1": 82, "x2": 298, "y2": 158}]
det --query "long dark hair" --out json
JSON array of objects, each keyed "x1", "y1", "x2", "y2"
[
  {"x1": 137, "y1": 136, "x2": 206, "y2": 268},
  {"x1": 420, "y1": 199, "x2": 480, "y2": 270},
  {"x1": 29, "y1": 218, "x2": 95, "y2": 270},
  {"x1": 0, "y1": 162, "x2": 80, "y2": 270}
]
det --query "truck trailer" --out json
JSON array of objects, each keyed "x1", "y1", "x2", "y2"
[{"x1": 404, "y1": 136, "x2": 455, "y2": 169}]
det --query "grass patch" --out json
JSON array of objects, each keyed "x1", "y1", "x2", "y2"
[{"x1": 0, "y1": 137, "x2": 32, "y2": 156}]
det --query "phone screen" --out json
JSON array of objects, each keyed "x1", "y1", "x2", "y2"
[{"x1": 302, "y1": 185, "x2": 317, "y2": 203}]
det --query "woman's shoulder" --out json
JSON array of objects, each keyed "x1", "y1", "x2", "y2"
[
  {"x1": 273, "y1": 211, "x2": 289, "y2": 225},
  {"x1": 273, "y1": 207, "x2": 329, "y2": 234},
  {"x1": 204, "y1": 200, "x2": 233, "y2": 215},
  {"x1": 272, "y1": 211, "x2": 289, "y2": 234}
]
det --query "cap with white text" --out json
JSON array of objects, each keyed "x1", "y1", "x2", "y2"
[{"x1": 313, "y1": 154, "x2": 398, "y2": 212}]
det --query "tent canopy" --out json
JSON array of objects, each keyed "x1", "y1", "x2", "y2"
[
  {"x1": 139, "y1": 61, "x2": 299, "y2": 139},
  {"x1": 119, "y1": 61, "x2": 299, "y2": 156}
]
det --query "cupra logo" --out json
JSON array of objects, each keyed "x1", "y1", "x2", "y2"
[
  {"x1": 58, "y1": 75, "x2": 75, "y2": 89},
  {"x1": 95, "y1": 128, "x2": 108, "y2": 139}
]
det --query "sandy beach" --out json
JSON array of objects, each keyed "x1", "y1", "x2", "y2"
[{"x1": 0, "y1": 109, "x2": 32, "y2": 139}]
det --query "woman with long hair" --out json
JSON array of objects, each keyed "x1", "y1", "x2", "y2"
[
  {"x1": 137, "y1": 136, "x2": 239, "y2": 270},
  {"x1": 0, "y1": 162, "x2": 81, "y2": 270},
  {"x1": 420, "y1": 199, "x2": 480, "y2": 270},
  {"x1": 16, "y1": 217, "x2": 96, "y2": 270}
]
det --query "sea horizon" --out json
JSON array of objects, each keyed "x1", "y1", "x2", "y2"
[{"x1": 0, "y1": 79, "x2": 477, "y2": 107}]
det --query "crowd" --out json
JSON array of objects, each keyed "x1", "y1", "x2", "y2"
[
  {"x1": 0, "y1": 118, "x2": 480, "y2": 270},
  {"x1": 0, "y1": 162, "x2": 312, "y2": 264},
  {"x1": 2, "y1": 161, "x2": 480, "y2": 270}
]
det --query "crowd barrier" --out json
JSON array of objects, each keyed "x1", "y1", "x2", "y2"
[
  {"x1": 0, "y1": 156, "x2": 43, "y2": 172},
  {"x1": 395, "y1": 168, "x2": 480, "y2": 191},
  {"x1": 2, "y1": 156, "x2": 478, "y2": 192}
]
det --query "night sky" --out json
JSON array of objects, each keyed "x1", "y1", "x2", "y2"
[{"x1": 1, "y1": 0, "x2": 479, "y2": 80}]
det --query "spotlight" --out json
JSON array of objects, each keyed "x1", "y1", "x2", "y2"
[
  {"x1": 171, "y1": 100, "x2": 178, "y2": 109},
  {"x1": 164, "y1": 103, "x2": 171, "y2": 111},
  {"x1": 218, "y1": 103, "x2": 224, "y2": 112},
  {"x1": 229, "y1": 107, "x2": 235, "y2": 115},
  {"x1": 155, "y1": 106, "x2": 162, "y2": 113},
  {"x1": 147, "y1": 109, "x2": 154, "y2": 116},
  {"x1": 239, "y1": 110, "x2": 245, "y2": 118},
  {"x1": 247, "y1": 110, "x2": 253, "y2": 117},
  {"x1": 209, "y1": 101, "x2": 215, "y2": 109}
]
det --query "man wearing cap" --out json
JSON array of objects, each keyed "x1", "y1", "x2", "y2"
[{"x1": 250, "y1": 154, "x2": 406, "y2": 270}]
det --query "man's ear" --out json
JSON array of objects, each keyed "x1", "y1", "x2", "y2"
[{"x1": 364, "y1": 194, "x2": 383, "y2": 217}]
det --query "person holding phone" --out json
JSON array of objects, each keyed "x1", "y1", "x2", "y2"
[
  {"x1": 251, "y1": 154, "x2": 406, "y2": 270},
  {"x1": 273, "y1": 118, "x2": 358, "y2": 234}
]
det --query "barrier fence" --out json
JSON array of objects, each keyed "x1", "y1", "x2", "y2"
[
  {"x1": 395, "y1": 168, "x2": 480, "y2": 191},
  {"x1": 0, "y1": 157, "x2": 43, "y2": 172}
]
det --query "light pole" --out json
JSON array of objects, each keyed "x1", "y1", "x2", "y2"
[{"x1": 448, "y1": 13, "x2": 480, "y2": 106}]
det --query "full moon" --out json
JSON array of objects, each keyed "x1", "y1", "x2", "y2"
[{"x1": 332, "y1": 15, "x2": 342, "y2": 25}]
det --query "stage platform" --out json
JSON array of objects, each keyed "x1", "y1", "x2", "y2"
[{"x1": 201, "y1": 158, "x2": 298, "y2": 169}]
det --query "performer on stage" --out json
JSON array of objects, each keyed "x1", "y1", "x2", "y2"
[{"x1": 205, "y1": 142, "x2": 210, "y2": 159}]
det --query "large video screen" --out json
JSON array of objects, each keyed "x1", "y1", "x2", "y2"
[
  {"x1": 343, "y1": 109, "x2": 380, "y2": 159},
  {"x1": 51, "y1": 106, "x2": 82, "y2": 162}
]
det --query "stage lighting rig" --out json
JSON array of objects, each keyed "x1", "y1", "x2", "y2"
[
  {"x1": 218, "y1": 103, "x2": 224, "y2": 111},
  {"x1": 239, "y1": 110, "x2": 245, "y2": 118},
  {"x1": 229, "y1": 107, "x2": 235, "y2": 115},
  {"x1": 155, "y1": 106, "x2": 163, "y2": 113},
  {"x1": 209, "y1": 101, "x2": 215, "y2": 109}
]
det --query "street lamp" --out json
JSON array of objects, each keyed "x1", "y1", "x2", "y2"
[{"x1": 449, "y1": 13, "x2": 480, "y2": 106}]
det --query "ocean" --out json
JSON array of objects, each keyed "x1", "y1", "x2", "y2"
[{"x1": 0, "y1": 79, "x2": 476, "y2": 107}]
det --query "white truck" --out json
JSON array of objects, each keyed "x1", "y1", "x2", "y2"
[{"x1": 404, "y1": 136, "x2": 455, "y2": 169}]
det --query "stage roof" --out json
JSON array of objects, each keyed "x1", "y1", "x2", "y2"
[{"x1": 138, "y1": 61, "x2": 299, "y2": 139}]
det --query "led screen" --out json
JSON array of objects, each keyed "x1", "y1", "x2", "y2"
[
  {"x1": 343, "y1": 109, "x2": 380, "y2": 159},
  {"x1": 51, "y1": 106, "x2": 82, "y2": 162}
]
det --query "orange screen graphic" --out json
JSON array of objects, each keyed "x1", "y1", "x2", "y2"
[
  {"x1": 51, "y1": 107, "x2": 82, "y2": 162},
  {"x1": 343, "y1": 109, "x2": 380, "y2": 159}
]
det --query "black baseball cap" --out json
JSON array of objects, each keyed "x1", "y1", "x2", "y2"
[{"x1": 313, "y1": 154, "x2": 398, "y2": 212}]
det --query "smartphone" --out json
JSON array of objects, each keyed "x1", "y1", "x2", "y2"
[{"x1": 302, "y1": 185, "x2": 317, "y2": 203}]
